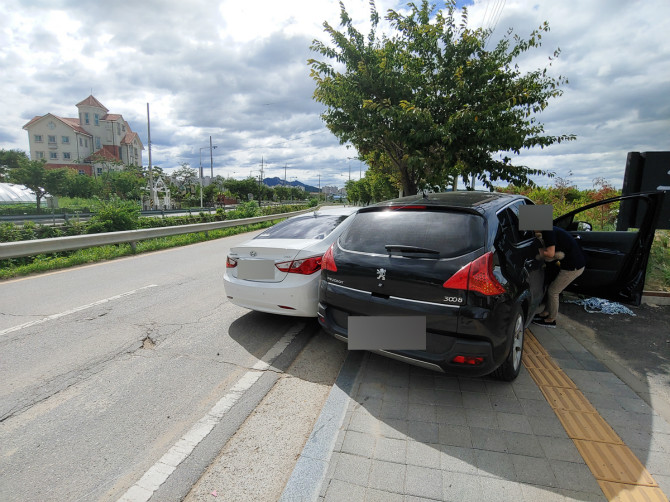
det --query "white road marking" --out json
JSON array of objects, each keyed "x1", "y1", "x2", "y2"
[
  {"x1": 0, "y1": 285, "x2": 158, "y2": 337},
  {"x1": 118, "y1": 322, "x2": 306, "y2": 502}
]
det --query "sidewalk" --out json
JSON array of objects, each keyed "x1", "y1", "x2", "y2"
[{"x1": 281, "y1": 319, "x2": 670, "y2": 501}]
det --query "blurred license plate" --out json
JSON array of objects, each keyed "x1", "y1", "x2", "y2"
[
  {"x1": 348, "y1": 316, "x2": 426, "y2": 350},
  {"x1": 237, "y1": 259, "x2": 276, "y2": 280}
]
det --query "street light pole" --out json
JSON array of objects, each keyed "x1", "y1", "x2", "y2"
[{"x1": 199, "y1": 144, "x2": 217, "y2": 209}]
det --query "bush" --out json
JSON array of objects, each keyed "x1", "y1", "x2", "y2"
[
  {"x1": 308, "y1": 198, "x2": 319, "y2": 207},
  {"x1": 87, "y1": 197, "x2": 140, "y2": 233},
  {"x1": 227, "y1": 200, "x2": 260, "y2": 220}
]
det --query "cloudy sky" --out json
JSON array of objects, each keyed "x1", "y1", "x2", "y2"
[{"x1": 1, "y1": 0, "x2": 668, "y2": 190}]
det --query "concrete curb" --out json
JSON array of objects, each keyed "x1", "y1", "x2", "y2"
[
  {"x1": 279, "y1": 350, "x2": 365, "y2": 502},
  {"x1": 642, "y1": 292, "x2": 670, "y2": 306}
]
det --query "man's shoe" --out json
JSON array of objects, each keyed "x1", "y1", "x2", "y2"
[
  {"x1": 532, "y1": 318, "x2": 556, "y2": 328},
  {"x1": 533, "y1": 314, "x2": 548, "y2": 322}
]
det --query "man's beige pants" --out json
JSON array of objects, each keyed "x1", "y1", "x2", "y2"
[{"x1": 546, "y1": 267, "x2": 585, "y2": 319}]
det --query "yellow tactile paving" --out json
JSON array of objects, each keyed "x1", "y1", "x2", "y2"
[
  {"x1": 573, "y1": 441, "x2": 658, "y2": 486},
  {"x1": 599, "y1": 481, "x2": 669, "y2": 502},
  {"x1": 523, "y1": 329, "x2": 668, "y2": 502},
  {"x1": 527, "y1": 366, "x2": 579, "y2": 389},
  {"x1": 539, "y1": 386, "x2": 599, "y2": 413},
  {"x1": 522, "y1": 350, "x2": 562, "y2": 371},
  {"x1": 523, "y1": 336, "x2": 547, "y2": 357},
  {"x1": 554, "y1": 409, "x2": 623, "y2": 444}
]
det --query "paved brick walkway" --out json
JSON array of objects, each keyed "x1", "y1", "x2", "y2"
[{"x1": 281, "y1": 322, "x2": 670, "y2": 502}]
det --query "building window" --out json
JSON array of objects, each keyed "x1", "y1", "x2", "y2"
[
  {"x1": 117, "y1": 123, "x2": 121, "y2": 135},
  {"x1": 134, "y1": 148, "x2": 138, "y2": 157},
  {"x1": 95, "y1": 114, "x2": 99, "y2": 126},
  {"x1": 122, "y1": 124, "x2": 126, "y2": 132},
  {"x1": 50, "y1": 152, "x2": 58, "y2": 160},
  {"x1": 85, "y1": 112, "x2": 90, "y2": 125},
  {"x1": 48, "y1": 135, "x2": 56, "y2": 144},
  {"x1": 63, "y1": 152, "x2": 71, "y2": 160},
  {"x1": 97, "y1": 167, "x2": 103, "y2": 175},
  {"x1": 36, "y1": 151, "x2": 44, "y2": 159},
  {"x1": 62, "y1": 136, "x2": 70, "y2": 144},
  {"x1": 34, "y1": 134, "x2": 43, "y2": 143},
  {"x1": 95, "y1": 137, "x2": 101, "y2": 149},
  {"x1": 79, "y1": 138, "x2": 83, "y2": 146},
  {"x1": 85, "y1": 139, "x2": 88, "y2": 147},
  {"x1": 78, "y1": 170, "x2": 86, "y2": 175}
]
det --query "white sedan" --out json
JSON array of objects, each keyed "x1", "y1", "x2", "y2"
[{"x1": 223, "y1": 206, "x2": 359, "y2": 317}]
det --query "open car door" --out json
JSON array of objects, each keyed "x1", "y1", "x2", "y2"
[{"x1": 553, "y1": 192, "x2": 665, "y2": 306}]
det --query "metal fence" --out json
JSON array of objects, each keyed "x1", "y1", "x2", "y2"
[{"x1": 0, "y1": 209, "x2": 313, "y2": 260}]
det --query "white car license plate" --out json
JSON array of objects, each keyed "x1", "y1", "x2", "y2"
[{"x1": 237, "y1": 259, "x2": 276, "y2": 280}]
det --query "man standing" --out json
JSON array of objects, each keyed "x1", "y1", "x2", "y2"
[{"x1": 533, "y1": 226, "x2": 586, "y2": 328}]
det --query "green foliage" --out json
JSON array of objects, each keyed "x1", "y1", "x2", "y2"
[
  {"x1": 308, "y1": 198, "x2": 319, "y2": 208},
  {"x1": 646, "y1": 231, "x2": 670, "y2": 292},
  {"x1": 87, "y1": 197, "x2": 140, "y2": 233},
  {"x1": 0, "y1": 149, "x2": 29, "y2": 180},
  {"x1": 8, "y1": 159, "x2": 69, "y2": 209},
  {"x1": 309, "y1": 0, "x2": 575, "y2": 195},
  {"x1": 226, "y1": 200, "x2": 261, "y2": 219}
]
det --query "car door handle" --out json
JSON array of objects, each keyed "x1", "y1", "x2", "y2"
[{"x1": 573, "y1": 234, "x2": 581, "y2": 240}]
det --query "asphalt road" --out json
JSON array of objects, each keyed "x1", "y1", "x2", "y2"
[{"x1": 0, "y1": 230, "x2": 322, "y2": 501}]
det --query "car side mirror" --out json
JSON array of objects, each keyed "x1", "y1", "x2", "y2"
[{"x1": 576, "y1": 221, "x2": 592, "y2": 232}]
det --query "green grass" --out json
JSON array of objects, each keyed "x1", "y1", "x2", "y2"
[
  {"x1": 646, "y1": 230, "x2": 670, "y2": 292},
  {"x1": 0, "y1": 219, "x2": 283, "y2": 280}
]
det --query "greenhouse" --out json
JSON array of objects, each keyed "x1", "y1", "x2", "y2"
[{"x1": 0, "y1": 183, "x2": 38, "y2": 204}]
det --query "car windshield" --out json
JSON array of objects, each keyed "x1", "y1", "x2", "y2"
[
  {"x1": 254, "y1": 214, "x2": 350, "y2": 240},
  {"x1": 339, "y1": 209, "x2": 486, "y2": 258}
]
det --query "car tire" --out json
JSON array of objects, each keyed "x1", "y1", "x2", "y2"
[{"x1": 491, "y1": 306, "x2": 524, "y2": 382}]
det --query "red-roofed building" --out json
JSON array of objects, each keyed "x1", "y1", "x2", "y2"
[{"x1": 22, "y1": 95, "x2": 144, "y2": 176}]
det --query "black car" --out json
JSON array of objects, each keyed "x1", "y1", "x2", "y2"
[{"x1": 317, "y1": 191, "x2": 664, "y2": 381}]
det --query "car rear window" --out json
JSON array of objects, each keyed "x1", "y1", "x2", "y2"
[
  {"x1": 339, "y1": 210, "x2": 486, "y2": 258},
  {"x1": 255, "y1": 214, "x2": 350, "y2": 240}
]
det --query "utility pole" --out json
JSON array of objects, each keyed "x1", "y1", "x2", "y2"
[
  {"x1": 318, "y1": 173, "x2": 321, "y2": 202},
  {"x1": 146, "y1": 103, "x2": 156, "y2": 209},
  {"x1": 209, "y1": 135, "x2": 214, "y2": 178},
  {"x1": 258, "y1": 157, "x2": 265, "y2": 205}
]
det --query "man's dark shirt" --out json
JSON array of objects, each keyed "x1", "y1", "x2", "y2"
[{"x1": 542, "y1": 226, "x2": 586, "y2": 271}]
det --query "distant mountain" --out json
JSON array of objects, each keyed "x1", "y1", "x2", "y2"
[{"x1": 263, "y1": 177, "x2": 319, "y2": 193}]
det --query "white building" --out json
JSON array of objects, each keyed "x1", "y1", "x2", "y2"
[{"x1": 22, "y1": 95, "x2": 144, "y2": 176}]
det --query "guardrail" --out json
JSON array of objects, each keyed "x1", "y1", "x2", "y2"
[{"x1": 0, "y1": 208, "x2": 313, "y2": 260}]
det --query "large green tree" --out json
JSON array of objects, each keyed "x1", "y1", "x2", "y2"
[
  {"x1": 0, "y1": 149, "x2": 29, "y2": 180},
  {"x1": 9, "y1": 159, "x2": 69, "y2": 209},
  {"x1": 309, "y1": 0, "x2": 575, "y2": 195}
]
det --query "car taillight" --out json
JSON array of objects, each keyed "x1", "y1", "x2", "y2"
[
  {"x1": 275, "y1": 255, "x2": 323, "y2": 275},
  {"x1": 322, "y1": 243, "x2": 337, "y2": 272},
  {"x1": 451, "y1": 355, "x2": 485, "y2": 365},
  {"x1": 442, "y1": 252, "x2": 505, "y2": 296},
  {"x1": 226, "y1": 256, "x2": 238, "y2": 268}
]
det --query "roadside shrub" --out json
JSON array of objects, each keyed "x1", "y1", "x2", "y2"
[
  {"x1": 0, "y1": 222, "x2": 20, "y2": 243},
  {"x1": 308, "y1": 198, "x2": 318, "y2": 207},
  {"x1": 35, "y1": 224, "x2": 63, "y2": 239},
  {"x1": 87, "y1": 196, "x2": 140, "y2": 233},
  {"x1": 227, "y1": 200, "x2": 260, "y2": 219},
  {"x1": 20, "y1": 221, "x2": 37, "y2": 240}
]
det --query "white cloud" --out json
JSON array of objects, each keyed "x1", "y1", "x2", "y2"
[{"x1": 1, "y1": 0, "x2": 669, "y2": 189}]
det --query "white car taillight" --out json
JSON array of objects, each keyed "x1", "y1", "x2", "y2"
[
  {"x1": 275, "y1": 255, "x2": 323, "y2": 275},
  {"x1": 226, "y1": 256, "x2": 238, "y2": 268}
]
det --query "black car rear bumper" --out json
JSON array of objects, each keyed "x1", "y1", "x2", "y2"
[{"x1": 317, "y1": 297, "x2": 502, "y2": 377}]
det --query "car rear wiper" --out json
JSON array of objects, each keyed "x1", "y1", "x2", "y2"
[{"x1": 385, "y1": 244, "x2": 440, "y2": 255}]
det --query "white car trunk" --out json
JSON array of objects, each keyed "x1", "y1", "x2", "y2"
[{"x1": 228, "y1": 239, "x2": 322, "y2": 283}]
